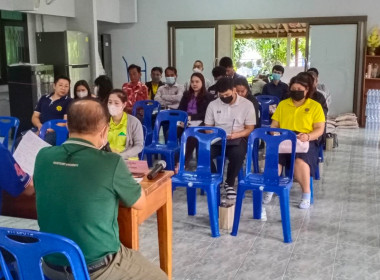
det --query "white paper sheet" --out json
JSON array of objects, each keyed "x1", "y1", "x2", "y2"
[
  {"x1": 13, "y1": 131, "x2": 51, "y2": 175},
  {"x1": 188, "y1": 120, "x2": 203, "y2": 127}
]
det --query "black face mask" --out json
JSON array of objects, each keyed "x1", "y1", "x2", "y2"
[
  {"x1": 220, "y1": 95, "x2": 233, "y2": 104},
  {"x1": 289, "y1": 90, "x2": 305, "y2": 101}
]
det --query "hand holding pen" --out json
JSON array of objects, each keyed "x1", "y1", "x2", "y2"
[{"x1": 227, "y1": 119, "x2": 236, "y2": 140}]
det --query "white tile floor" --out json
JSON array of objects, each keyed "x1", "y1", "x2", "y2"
[{"x1": 2, "y1": 128, "x2": 380, "y2": 279}]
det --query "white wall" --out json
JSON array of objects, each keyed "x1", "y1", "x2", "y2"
[
  {"x1": 0, "y1": 0, "x2": 14, "y2": 11},
  {"x1": 96, "y1": 0, "x2": 137, "y2": 23},
  {"x1": 98, "y1": 0, "x2": 380, "y2": 88},
  {"x1": 97, "y1": 0, "x2": 119, "y2": 23},
  {"x1": 30, "y1": 0, "x2": 75, "y2": 17},
  {"x1": 0, "y1": 0, "x2": 75, "y2": 17},
  {"x1": 67, "y1": 0, "x2": 98, "y2": 80}
]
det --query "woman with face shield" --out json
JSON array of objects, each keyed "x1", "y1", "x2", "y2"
[{"x1": 106, "y1": 89, "x2": 144, "y2": 160}]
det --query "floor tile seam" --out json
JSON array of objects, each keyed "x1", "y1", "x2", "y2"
[
  {"x1": 229, "y1": 215, "x2": 266, "y2": 279},
  {"x1": 280, "y1": 205, "x2": 308, "y2": 279},
  {"x1": 183, "y1": 237, "x2": 217, "y2": 279},
  {"x1": 232, "y1": 233, "x2": 260, "y2": 279},
  {"x1": 331, "y1": 173, "x2": 346, "y2": 280}
]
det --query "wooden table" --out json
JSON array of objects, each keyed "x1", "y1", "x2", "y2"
[{"x1": 118, "y1": 171, "x2": 173, "y2": 279}]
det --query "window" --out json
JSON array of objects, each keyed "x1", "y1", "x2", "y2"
[{"x1": 0, "y1": 11, "x2": 29, "y2": 84}]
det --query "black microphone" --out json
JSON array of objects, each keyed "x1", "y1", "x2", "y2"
[{"x1": 147, "y1": 160, "x2": 166, "y2": 180}]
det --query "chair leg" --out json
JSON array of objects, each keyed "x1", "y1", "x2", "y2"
[
  {"x1": 310, "y1": 176, "x2": 314, "y2": 204},
  {"x1": 200, "y1": 189, "x2": 205, "y2": 196},
  {"x1": 314, "y1": 163, "x2": 320, "y2": 180},
  {"x1": 231, "y1": 186, "x2": 245, "y2": 236},
  {"x1": 252, "y1": 189, "x2": 263, "y2": 220},
  {"x1": 238, "y1": 168, "x2": 244, "y2": 182},
  {"x1": 187, "y1": 187, "x2": 197, "y2": 216},
  {"x1": 147, "y1": 153, "x2": 153, "y2": 167},
  {"x1": 205, "y1": 187, "x2": 220, "y2": 237},
  {"x1": 278, "y1": 189, "x2": 292, "y2": 243},
  {"x1": 319, "y1": 146, "x2": 324, "y2": 163},
  {"x1": 217, "y1": 185, "x2": 220, "y2": 209}
]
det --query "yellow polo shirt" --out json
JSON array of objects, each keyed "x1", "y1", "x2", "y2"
[
  {"x1": 272, "y1": 98, "x2": 325, "y2": 133},
  {"x1": 108, "y1": 113, "x2": 128, "y2": 153}
]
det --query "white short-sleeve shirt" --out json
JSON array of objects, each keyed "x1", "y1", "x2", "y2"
[{"x1": 204, "y1": 94, "x2": 256, "y2": 133}]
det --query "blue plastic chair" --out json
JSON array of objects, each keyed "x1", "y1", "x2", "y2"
[
  {"x1": 39, "y1": 120, "x2": 68, "y2": 146},
  {"x1": 231, "y1": 128, "x2": 297, "y2": 243},
  {"x1": 314, "y1": 144, "x2": 324, "y2": 180},
  {"x1": 139, "y1": 125, "x2": 148, "y2": 160},
  {"x1": 132, "y1": 100, "x2": 161, "y2": 146},
  {"x1": 143, "y1": 110, "x2": 188, "y2": 170},
  {"x1": 0, "y1": 117, "x2": 20, "y2": 154},
  {"x1": 0, "y1": 227, "x2": 90, "y2": 280},
  {"x1": 172, "y1": 127, "x2": 227, "y2": 237},
  {"x1": 256, "y1": 95, "x2": 280, "y2": 127}
]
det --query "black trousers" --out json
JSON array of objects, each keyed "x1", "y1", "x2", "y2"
[{"x1": 210, "y1": 138, "x2": 247, "y2": 186}]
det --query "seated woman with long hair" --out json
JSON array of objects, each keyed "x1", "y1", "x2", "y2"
[
  {"x1": 268, "y1": 72, "x2": 325, "y2": 209},
  {"x1": 106, "y1": 89, "x2": 144, "y2": 160},
  {"x1": 73, "y1": 80, "x2": 92, "y2": 99},
  {"x1": 178, "y1": 72, "x2": 213, "y2": 122},
  {"x1": 178, "y1": 72, "x2": 213, "y2": 165}
]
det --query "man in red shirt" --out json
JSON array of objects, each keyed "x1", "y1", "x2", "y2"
[{"x1": 122, "y1": 64, "x2": 148, "y2": 113}]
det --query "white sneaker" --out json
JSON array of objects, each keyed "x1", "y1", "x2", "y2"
[
  {"x1": 263, "y1": 192, "x2": 274, "y2": 204},
  {"x1": 299, "y1": 199, "x2": 311, "y2": 209},
  {"x1": 261, "y1": 206, "x2": 267, "y2": 221}
]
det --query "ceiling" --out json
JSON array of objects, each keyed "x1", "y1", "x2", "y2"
[{"x1": 234, "y1": 23, "x2": 307, "y2": 39}]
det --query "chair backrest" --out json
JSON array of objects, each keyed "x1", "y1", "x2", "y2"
[
  {"x1": 256, "y1": 95, "x2": 280, "y2": 126},
  {"x1": 246, "y1": 128, "x2": 297, "y2": 185},
  {"x1": 39, "y1": 119, "x2": 68, "y2": 145},
  {"x1": 178, "y1": 126, "x2": 227, "y2": 177},
  {"x1": 0, "y1": 117, "x2": 20, "y2": 154},
  {"x1": 139, "y1": 125, "x2": 148, "y2": 160},
  {"x1": 0, "y1": 227, "x2": 90, "y2": 280},
  {"x1": 132, "y1": 100, "x2": 161, "y2": 132},
  {"x1": 152, "y1": 110, "x2": 188, "y2": 147}
]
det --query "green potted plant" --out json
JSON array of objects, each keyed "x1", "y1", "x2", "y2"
[{"x1": 367, "y1": 27, "x2": 380, "y2": 56}]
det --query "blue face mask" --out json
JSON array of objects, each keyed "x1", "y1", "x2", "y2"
[
  {"x1": 165, "y1": 77, "x2": 176, "y2": 85},
  {"x1": 272, "y1": 73, "x2": 281, "y2": 81}
]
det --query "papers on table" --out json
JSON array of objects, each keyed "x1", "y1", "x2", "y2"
[
  {"x1": 13, "y1": 131, "x2": 51, "y2": 175},
  {"x1": 125, "y1": 160, "x2": 150, "y2": 178},
  {"x1": 134, "y1": 177, "x2": 143, "y2": 184},
  {"x1": 188, "y1": 120, "x2": 203, "y2": 127}
]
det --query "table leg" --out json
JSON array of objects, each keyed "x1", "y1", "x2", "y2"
[
  {"x1": 118, "y1": 207, "x2": 139, "y2": 250},
  {"x1": 156, "y1": 182, "x2": 172, "y2": 279}
]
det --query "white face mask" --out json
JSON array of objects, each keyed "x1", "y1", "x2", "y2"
[
  {"x1": 108, "y1": 104, "x2": 124, "y2": 116},
  {"x1": 193, "y1": 68, "x2": 202, "y2": 73},
  {"x1": 76, "y1": 90, "x2": 88, "y2": 98},
  {"x1": 98, "y1": 126, "x2": 109, "y2": 150},
  {"x1": 165, "y1": 77, "x2": 176, "y2": 85}
]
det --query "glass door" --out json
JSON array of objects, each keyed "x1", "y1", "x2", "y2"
[
  {"x1": 309, "y1": 24, "x2": 357, "y2": 116},
  {"x1": 171, "y1": 27, "x2": 216, "y2": 85}
]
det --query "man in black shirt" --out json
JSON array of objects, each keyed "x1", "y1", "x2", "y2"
[{"x1": 262, "y1": 65, "x2": 289, "y2": 101}]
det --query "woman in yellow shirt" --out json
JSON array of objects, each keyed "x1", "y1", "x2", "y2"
[
  {"x1": 106, "y1": 89, "x2": 144, "y2": 160},
  {"x1": 270, "y1": 72, "x2": 325, "y2": 209}
]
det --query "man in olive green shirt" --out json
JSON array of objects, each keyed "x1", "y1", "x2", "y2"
[{"x1": 34, "y1": 98, "x2": 167, "y2": 280}]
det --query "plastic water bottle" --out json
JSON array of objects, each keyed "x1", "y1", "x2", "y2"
[{"x1": 368, "y1": 89, "x2": 373, "y2": 104}]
